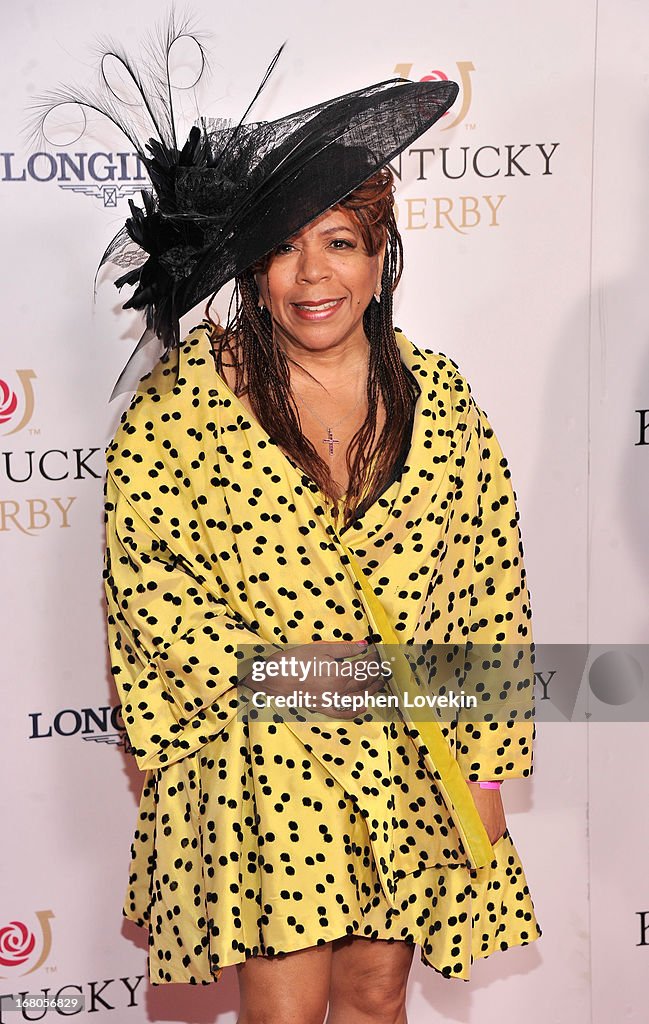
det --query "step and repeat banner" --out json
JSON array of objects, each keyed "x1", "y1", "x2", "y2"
[{"x1": 1, "y1": 1, "x2": 647, "y2": 1021}]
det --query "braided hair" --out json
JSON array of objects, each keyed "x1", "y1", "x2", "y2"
[{"x1": 210, "y1": 167, "x2": 419, "y2": 532}]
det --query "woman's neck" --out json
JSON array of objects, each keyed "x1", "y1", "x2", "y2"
[{"x1": 278, "y1": 337, "x2": 371, "y2": 396}]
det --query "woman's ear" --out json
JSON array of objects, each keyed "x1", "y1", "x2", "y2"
[
  {"x1": 255, "y1": 271, "x2": 268, "y2": 310},
  {"x1": 375, "y1": 241, "x2": 387, "y2": 296}
]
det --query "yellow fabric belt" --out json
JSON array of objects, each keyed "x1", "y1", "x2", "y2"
[{"x1": 339, "y1": 541, "x2": 494, "y2": 870}]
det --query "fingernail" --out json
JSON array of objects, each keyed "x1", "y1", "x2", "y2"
[{"x1": 356, "y1": 640, "x2": 368, "y2": 647}]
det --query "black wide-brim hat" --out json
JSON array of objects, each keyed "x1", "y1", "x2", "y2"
[
  {"x1": 172, "y1": 77, "x2": 459, "y2": 320},
  {"x1": 31, "y1": 16, "x2": 458, "y2": 396}
]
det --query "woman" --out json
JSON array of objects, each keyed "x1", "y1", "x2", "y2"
[
  {"x1": 104, "y1": 170, "x2": 541, "y2": 1014},
  {"x1": 38, "y1": 16, "x2": 541, "y2": 1021}
]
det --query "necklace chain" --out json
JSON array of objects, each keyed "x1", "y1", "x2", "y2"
[{"x1": 291, "y1": 366, "x2": 368, "y2": 458}]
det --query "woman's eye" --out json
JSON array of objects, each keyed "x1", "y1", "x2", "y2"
[
  {"x1": 330, "y1": 239, "x2": 354, "y2": 249},
  {"x1": 275, "y1": 243, "x2": 296, "y2": 254}
]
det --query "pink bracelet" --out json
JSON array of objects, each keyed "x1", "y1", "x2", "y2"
[{"x1": 477, "y1": 780, "x2": 502, "y2": 789}]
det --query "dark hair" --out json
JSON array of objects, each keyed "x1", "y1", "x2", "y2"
[{"x1": 210, "y1": 166, "x2": 419, "y2": 531}]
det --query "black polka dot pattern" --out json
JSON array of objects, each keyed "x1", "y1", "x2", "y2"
[{"x1": 104, "y1": 323, "x2": 542, "y2": 984}]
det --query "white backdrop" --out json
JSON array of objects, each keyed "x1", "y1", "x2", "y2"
[{"x1": 1, "y1": 0, "x2": 647, "y2": 1021}]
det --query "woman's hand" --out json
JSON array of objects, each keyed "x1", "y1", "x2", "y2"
[
  {"x1": 466, "y1": 782, "x2": 507, "y2": 846},
  {"x1": 241, "y1": 640, "x2": 388, "y2": 720}
]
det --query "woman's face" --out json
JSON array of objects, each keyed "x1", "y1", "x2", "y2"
[{"x1": 255, "y1": 207, "x2": 385, "y2": 353}]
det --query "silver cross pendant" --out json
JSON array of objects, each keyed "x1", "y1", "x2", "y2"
[{"x1": 322, "y1": 427, "x2": 340, "y2": 457}]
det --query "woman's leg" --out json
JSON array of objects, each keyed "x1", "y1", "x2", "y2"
[
  {"x1": 236, "y1": 942, "x2": 333, "y2": 1024},
  {"x1": 326, "y1": 936, "x2": 415, "y2": 1024}
]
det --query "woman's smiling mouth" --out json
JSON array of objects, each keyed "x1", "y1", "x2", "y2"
[{"x1": 291, "y1": 298, "x2": 345, "y2": 320}]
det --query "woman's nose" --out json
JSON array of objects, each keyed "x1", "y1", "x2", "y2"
[{"x1": 296, "y1": 248, "x2": 331, "y2": 284}]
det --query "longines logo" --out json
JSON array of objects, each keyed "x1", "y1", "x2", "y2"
[
  {"x1": 1, "y1": 151, "x2": 146, "y2": 207},
  {"x1": 390, "y1": 60, "x2": 560, "y2": 234},
  {"x1": 29, "y1": 704, "x2": 132, "y2": 754}
]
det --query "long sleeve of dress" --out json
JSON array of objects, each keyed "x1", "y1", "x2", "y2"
[
  {"x1": 453, "y1": 403, "x2": 535, "y2": 782},
  {"x1": 103, "y1": 471, "x2": 276, "y2": 771}
]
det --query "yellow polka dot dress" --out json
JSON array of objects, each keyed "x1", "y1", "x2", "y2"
[{"x1": 103, "y1": 323, "x2": 542, "y2": 985}]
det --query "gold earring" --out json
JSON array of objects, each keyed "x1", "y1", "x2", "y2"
[{"x1": 374, "y1": 291, "x2": 381, "y2": 304}]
